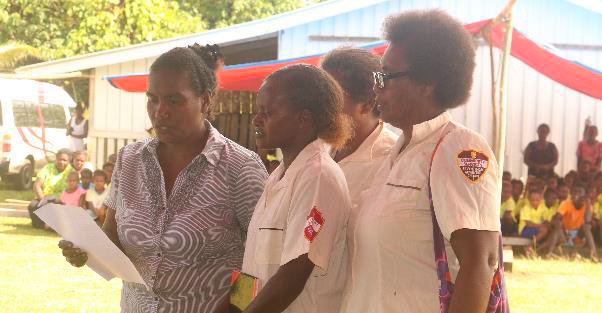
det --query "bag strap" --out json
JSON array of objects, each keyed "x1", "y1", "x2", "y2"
[{"x1": 426, "y1": 132, "x2": 505, "y2": 283}]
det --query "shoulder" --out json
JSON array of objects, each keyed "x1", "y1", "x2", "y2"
[
  {"x1": 438, "y1": 123, "x2": 496, "y2": 163},
  {"x1": 375, "y1": 126, "x2": 399, "y2": 156},
  {"x1": 302, "y1": 152, "x2": 347, "y2": 189}
]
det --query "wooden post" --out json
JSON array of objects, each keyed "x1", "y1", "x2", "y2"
[{"x1": 497, "y1": 12, "x2": 514, "y2": 179}]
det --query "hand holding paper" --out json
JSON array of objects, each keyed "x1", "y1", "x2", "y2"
[{"x1": 35, "y1": 204, "x2": 148, "y2": 289}]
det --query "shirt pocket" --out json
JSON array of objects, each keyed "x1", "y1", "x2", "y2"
[
  {"x1": 254, "y1": 224, "x2": 285, "y2": 265},
  {"x1": 376, "y1": 177, "x2": 425, "y2": 216}
]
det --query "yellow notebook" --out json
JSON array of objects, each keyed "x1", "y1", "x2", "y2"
[{"x1": 230, "y1": 271, "x2": 258, "y2": 312}]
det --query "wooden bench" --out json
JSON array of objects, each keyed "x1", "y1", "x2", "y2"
[{"x1": 502, "y1": 237, "x2": 532, "y2": 272}]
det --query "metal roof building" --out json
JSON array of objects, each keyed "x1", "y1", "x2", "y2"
[{"x1": 16, "y1": 0, "x2": 602, "y2": 178}]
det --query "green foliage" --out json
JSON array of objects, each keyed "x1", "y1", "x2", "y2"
[
  {"x1": 0, "y1": 0, "x2": 204, "y2": 60},
  {"x1": 0, "y1": 41, "x2": 45, "y2": 71},
  {"x1": 177, "y1": 0, "x2": 324, "y2": 29}
]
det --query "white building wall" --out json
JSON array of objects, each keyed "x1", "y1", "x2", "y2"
[
  {"x1": 88, "y1": 57, "x2": 156, "y2": 167},
  {"x1": 279, "y1": 0, "x2": 602, "y2": 179}
]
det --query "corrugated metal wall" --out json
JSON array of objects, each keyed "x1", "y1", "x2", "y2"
[
  {"x1": 279, "y1": 0, "x2": 602, "y2": 178},
  {"x1": 88, "y1": 57, "x2": 155, "y2": 167}
]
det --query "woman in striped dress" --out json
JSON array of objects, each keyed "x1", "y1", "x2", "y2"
[{"x1": 59, "y1": 44, "x2": 267, "y2": 313}]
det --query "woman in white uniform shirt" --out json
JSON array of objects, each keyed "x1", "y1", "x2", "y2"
[
  {"x1": 321, "y1": 47, "x2": 398, "y2": 223},
  {"x1": 241, "y1": 64, "x2": 352, "y2": 313},
  {"x1": 341, "y1": 10, "x2": 502, "y2": 313}
]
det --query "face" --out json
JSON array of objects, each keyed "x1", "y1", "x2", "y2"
[
  {"x1": 572, "y1": 187, "x2": 586, "y2": 208},
  {"x1": 81, "y1": 173, "x2": 92, "y2": 185},
  {"x1": 67, "y1": 175, "x2": 79, "y2": 190},
  {"x1": 537, "y1": 125, "x2": 549, "y2": 141},
  {"x1": 376, "y1": 44, "x2": 433, "y2": 129},
  {"x1": 544, "y1": 191, "x2": 557, "y2": 207},
  {"x1": 147, "y1": 68, "x2": 209, "y2": 144},
  {"x1": 75, "y1": 107, "x2": 84, "y2": 118},
  {"x1": 512, "y1": 182, "x2": 524, "y2": 197},
  {"x1": 579, "y1": 161, "x2": 591, "y2": 174},
  {"x1": 103, "y1": 164, "x2": 114, "y2": 182},
  {"x1": 558, "y1": 186, "x2": 570, "y2": 200},
  {"x1": 528, "y1": 192, "x2": 542, "y2": 209},
  {"x1": 502, "y1": 172, "x2": 511, "y2": 182},
  {"x1": 73, "y1": 154, "x2": 86, "y2": 171},
  {"x1": 253, "y1": 82, "x2": 305, "y2": 150},
  {"x1": 588, "y1": 187, "x2": 598, "y2": 201},
  {"x1": 547, "y1": 177, "x2": 558, "y2": 189},
  {"x1": 587, "y1": 127, "x2": 598, "y2": 142},
  {"x1": 565, "y1": 174, "x2": 575, "y2": 187},
  {"x1": 93, "y1": 176, "x2": 106, "y2": 190},
  {"x1": 55, "y1": 153, "x2": 70, "y2": 172},
  {"x1": 501, "y1": 181, "x2": 512, "y2": 201}
]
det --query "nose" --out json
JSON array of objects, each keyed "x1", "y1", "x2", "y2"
[
  {"x1": 252, "y1": 114, "x2": 263, "y2": 128},
  {"x1": 152, "y1": 99, "x2": 169, "y2": 120}
]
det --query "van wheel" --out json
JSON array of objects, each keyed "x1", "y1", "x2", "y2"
[{"x1": 16, "y1": 162, "x2": 34, "y2": 190}]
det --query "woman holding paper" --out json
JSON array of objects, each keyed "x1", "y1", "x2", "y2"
[
  {"x1": 59, "y1": 43, "x2": 267, "y2": 313},
  {"x1": 239, "y1": 64, "x2": 352, "y2": 313}
]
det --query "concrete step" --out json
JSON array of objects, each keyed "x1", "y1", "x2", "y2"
[{"x1": 0, "y1": 207, "x2": 28, "y2": 218}]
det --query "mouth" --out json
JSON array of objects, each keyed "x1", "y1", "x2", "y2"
[{"x1": 255, "y1": 129, "x2": 265, "y2": 138}]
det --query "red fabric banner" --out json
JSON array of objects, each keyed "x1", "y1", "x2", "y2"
[{"x1": 105, "y1": 19, "x2": 602, "y2": 100}]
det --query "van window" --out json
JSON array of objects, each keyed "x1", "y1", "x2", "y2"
[
  {"x1": 13, "y1": 100, "x2": 37, "y2": 127},
  {"x1": 40, "y1": 103, "x2": 67, "y2": 128},
  {"x1": 13, "y1": 100, "x2": 66, "y2": 128}
]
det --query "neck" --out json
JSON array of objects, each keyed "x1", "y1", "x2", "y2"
[
  {"x1": 398, "y1": 109, "x2": 444, "y2": 152},
  {"x1": 95, "y1": 186, "x2": 104, "y2": 193},
  {"x1": 538, "y1": 138, "x2": 546, "y2": 143},
  {"x1": 281, "y1": 137, "x2": 316, "y2": 171},
  {"x1": 159, "y1": 125, "x2": 209, "y2": 160},
  {"x1": 335, "y1": 118, "x2": 379, "y2": 161}
]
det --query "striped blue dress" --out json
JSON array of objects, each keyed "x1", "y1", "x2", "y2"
[{"x1": 105, "y1": 121, "x2": 267, "y2": 313}]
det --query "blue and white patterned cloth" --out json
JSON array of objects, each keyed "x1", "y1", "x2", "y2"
[{"x1": 105, "y1": 120, "x2": 267, "y2": 313}]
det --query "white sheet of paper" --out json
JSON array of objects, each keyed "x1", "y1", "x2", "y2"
[{"x1": 35, "y1": 204, "x2": 148, "y2": 289}]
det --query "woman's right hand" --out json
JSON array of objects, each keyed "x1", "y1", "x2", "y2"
[{"x1": 58, "y1": 240, "x2": 88, "y2": 267}]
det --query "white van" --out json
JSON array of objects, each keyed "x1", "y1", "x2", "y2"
[{"x1": 0, "y1": 78, "x2": 75, "y2": 189}]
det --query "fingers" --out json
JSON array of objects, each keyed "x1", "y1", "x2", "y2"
[
  {"x1": 58, "y1": 240, "x2": 72, "y2": 249},
  {"x1": 58, "y1": 240, "x2": 87, "y2": 267}
]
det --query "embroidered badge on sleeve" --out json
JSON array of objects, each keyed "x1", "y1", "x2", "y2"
[
  {"x1": 304, "y1": 207, "x2": 324, "y2": 242},
  {"x1": 456, "y1": 150, "x2": 489, "y2": 183}
]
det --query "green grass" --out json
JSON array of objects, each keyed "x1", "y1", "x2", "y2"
[
  {"x1": 1, "y1": 216, "x2": 601, "y2": 312},
  {"x1": 0, "y1": 217, "x2": 121, "y2": 313},
  {"x1": 0, "y1": 181, "x2": 35, "y2": 203}
]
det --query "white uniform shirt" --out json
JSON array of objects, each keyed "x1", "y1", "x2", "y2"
[
  {"x1": 337, "y1": 122, "x2": 398, "y2": 229},
  {"x1": 242, "y1": 139, "x2": 351, "y2": 313},
  {"x1": 340, "y1": 112, "x2": 501, "y2": 313}
]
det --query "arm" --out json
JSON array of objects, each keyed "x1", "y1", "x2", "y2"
[
  {"x1": 243, "y1": 254, "x2": 314, "y2": 313},
  {"x1": 525, "y1": 220, "x2": 542, "y2": 228},
  {"x1": 448, "y1": 229, "x2": 499, "y2": 313},
  {"x1": 523, "y1": 144, "x2": 534, "y2": 167},
  {"x1": 33, "y1": 178, "x2": 44, "y2": 200},
  {"x1": 102, "y1": 208, "x2": 123, "y2": 251}
]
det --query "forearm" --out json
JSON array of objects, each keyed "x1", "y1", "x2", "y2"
[
  {"x1": 448, "y1": 263, "x2": 494, "y2": 313},
  {"x1": 243, "y1": 255, "x2": 313, "y2": 313},
  {"x1": 34, "y1": 182, "x2": 44, "y2": 200}
]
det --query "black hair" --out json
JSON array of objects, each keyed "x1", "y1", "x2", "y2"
[
  {"x1": 265, "y1": 64, "x2": 351, "y2": 149},
  {"x1": 56, "y1": 148, "x2": 72, "y2": 159},
  {"x1": 80, "y1": 168, "x2": 93, "y2": 178},
  {"x1": 321, "y1": 47, "x2": 381, "y2": 115},
  {"x1": 150, "y1": 43, "x2": 223, "y2": 97},
  {"x1": 538, "y1": 123, "x2": 550, "y2": 132},
  {"x1": 383, "y1": 9, "x2": 475, "y2": 109},
  {"x1": 93, "y1": 170, "x2": 108, "y2": 181}
]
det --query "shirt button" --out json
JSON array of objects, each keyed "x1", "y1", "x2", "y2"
[
  {"x1": 154, "y1": 296, "x2": 159, "y2": 301},
  {"x1": 156, "y1": 252, "x2": 162, "y2": 257}
]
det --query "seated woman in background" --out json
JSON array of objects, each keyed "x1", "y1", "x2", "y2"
[{"x1": 523, "y1": 123, "x2": 558, "y2": 178}]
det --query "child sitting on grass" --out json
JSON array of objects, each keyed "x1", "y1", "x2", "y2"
[
  {"x1": 519, "y1": 187, "x2": 549, "y2": 242},
  {"x1": 79, "y1": 168, "x2": 94, "y2": 190},
  {"x1": 60, "y1": 172, "x2": 86, "y2": 208},
  {"x1": 83, "y1": 170, "x2": 109, "y2": 225}
]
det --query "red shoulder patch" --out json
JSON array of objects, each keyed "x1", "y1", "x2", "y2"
[
  {"x1": 456, "y1": 150, "x2": 489, "y2": 183},
  {"x1": 304, "y1": 207, "x2": 324, "y2": 242}
]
